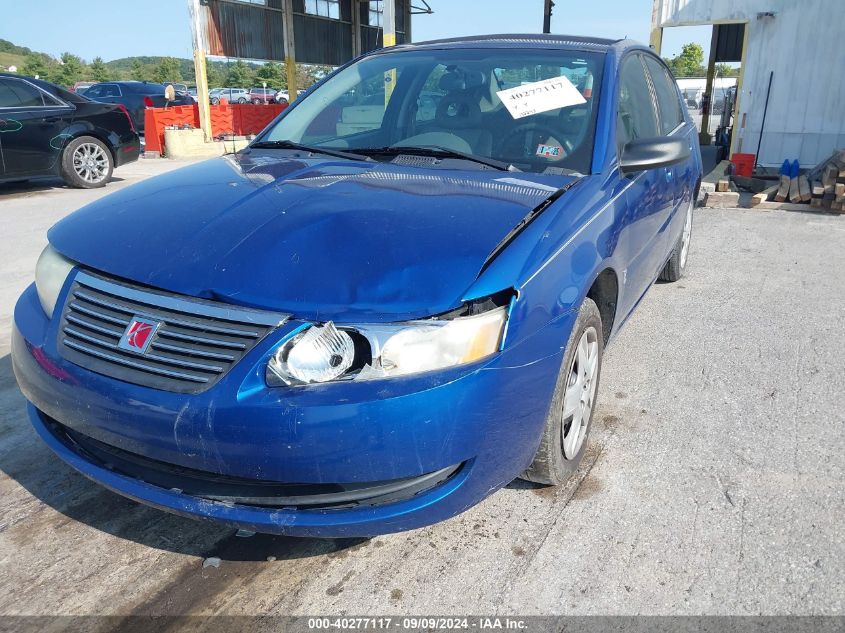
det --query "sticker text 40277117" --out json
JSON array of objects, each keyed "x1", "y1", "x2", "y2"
[{"x1": 496, "y1": 75, "x2": 586, "y2": 120}]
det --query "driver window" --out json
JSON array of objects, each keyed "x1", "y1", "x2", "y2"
[{"x1": 617, "y1": 55, "x2": 659, "y2": 146}]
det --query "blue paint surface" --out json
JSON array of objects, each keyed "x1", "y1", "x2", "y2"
[{"x1": 13, "y1": 37, "x2": 702, "y2": 536}]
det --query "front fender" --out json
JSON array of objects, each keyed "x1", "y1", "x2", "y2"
[{"x1": 466, "y1": 173, "x2": 627, "y2": 346}]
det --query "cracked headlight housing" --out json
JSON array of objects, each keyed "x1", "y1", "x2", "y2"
[
  {"x1": 267, "y1": 306, "x2": 508, "y2": 386},
  {"x1": 35, "y1": 245, "x2": 76, "y2": 317}
]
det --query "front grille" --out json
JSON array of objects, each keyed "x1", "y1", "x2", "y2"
[{"x1": 57, "y1": 270, "x2": 287, "y2": 394}]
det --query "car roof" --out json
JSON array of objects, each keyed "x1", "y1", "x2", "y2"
[{"x1": 391, "y1": 33, "x2": 640, "y2": 53}]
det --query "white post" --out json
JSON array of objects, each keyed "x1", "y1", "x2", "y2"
[
  {"x1": 188, "y1": 0, "x2": 213, "y2": 142},
  {"x1": 383, "y1": 0, "x2": 396, "y2": 47}
]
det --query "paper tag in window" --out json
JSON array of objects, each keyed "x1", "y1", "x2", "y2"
[{"x1": 496, "y1": 76, "x2": 586, "y2": 120}]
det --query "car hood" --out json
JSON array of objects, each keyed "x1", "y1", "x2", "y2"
[{"x1": 49, "y1": 153, "x2": 575, "y2": 321}]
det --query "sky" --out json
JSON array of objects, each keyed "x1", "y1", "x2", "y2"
[{"x1": 0, "y1": 0, "x2": 711, "y2": 62}]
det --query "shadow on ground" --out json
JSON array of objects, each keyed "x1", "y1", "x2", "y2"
[
  {"x1": 0, "y1": 176, "x2": 125, "y2": 197},
  {"x1": 0, "y1": 354, "x2": 367, "y2": 561}
]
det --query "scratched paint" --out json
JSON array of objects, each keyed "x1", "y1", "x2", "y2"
[
  {"x1": 49, "y1": 133, "x2": 73, "y2": 150},
  {"x1": 0, "y1": 119, "x2": 23, "y2": 133}
]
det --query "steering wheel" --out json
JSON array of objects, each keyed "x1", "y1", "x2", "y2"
[{"x1": 496, "y1": 122, "x2": 572, "y2": 160}]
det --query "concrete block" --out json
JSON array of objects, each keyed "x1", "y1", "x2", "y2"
[
  {"x1": 704, "y1": 191, "x2": 741, "y2": 209},
  {"x1": 163, "y1": 129, "x2": 249, "y2": 159}
]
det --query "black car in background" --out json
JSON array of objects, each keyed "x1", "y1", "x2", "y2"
[
  {"x1": 84, "y1": 81, "x2": 193, "y2": 133},
  {"x1": 0, "y1": 73, "x2": 140, "y2": 188}
]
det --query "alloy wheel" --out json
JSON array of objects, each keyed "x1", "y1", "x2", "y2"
[
  {"x1": 72, "y1": 142, "x2": 109, "y2": 184},
  {"x1": 561, "y1": 326, "x2": 599, "y2": 459}
]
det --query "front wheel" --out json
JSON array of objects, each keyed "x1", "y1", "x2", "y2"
[
  {"x1": 522, "y1": 297, "x2": 603, "y2": 485},
  {"x1": 60, "y1": 136, "x2": 113, "y2": 189},
  {"x1": 659, "y1": 197, "x2": 694, "y2": 282},
  {"x1": 237, "y1": 97, "x2": 247, "y2": 104}
]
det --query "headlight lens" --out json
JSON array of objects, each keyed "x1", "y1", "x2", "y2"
[
  {"x1": 35, "y1": 245, "x2": 76, "y2": 317},
  {"x1": 267, "y1": 306, "x2": 508, "y2": 386}
]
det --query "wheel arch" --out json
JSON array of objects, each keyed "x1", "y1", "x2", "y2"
[{"x1": 586, "y1": 267, "x2": 619, "y2": 345}]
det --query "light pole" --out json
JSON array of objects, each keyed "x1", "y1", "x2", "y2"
[{"x1": 543, "y1": 0, "x2": 555, "y2": 33}]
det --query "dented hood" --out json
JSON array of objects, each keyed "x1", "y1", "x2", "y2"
[{"x1": 49, "y1": 152, "x2": 574, "y2": 321}]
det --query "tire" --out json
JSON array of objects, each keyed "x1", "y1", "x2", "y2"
[
  {"x1": 522, "y1": 297, "x2": 603, "y2": 485},
  {"x1": 211, "y1": 98, "x2": 220, "y2": 105},
  {"x1": 659, "y1": 197, "x2": 694, "y2": 282},
  {"x1": 252, "y1": 98, "x2": 262, "y2": 105},
  {"x1": 60, "y1": 136, "x2": 113, "y2": 189},
  {"x1": 238, "y1": 97, "x2": 247, "y2": 104}
]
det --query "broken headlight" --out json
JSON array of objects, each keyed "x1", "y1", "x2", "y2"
[{"x1": 266, "y1": 306, "x2": 508, "y2": 387}]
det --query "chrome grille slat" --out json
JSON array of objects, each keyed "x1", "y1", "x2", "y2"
[
  {"x1": 62, "y1": 327, "x2": 226, "y2": 373},
  {"x1": 65, "y1": 314, "x2": 123, "y2": 338},
  {"x1": 73, "y1": 290, "x2": 261, "y2": 338},
  {"x1": 155, "y1": 329, "x2": 248, "y2": 350},
  {"x1": 64, "y1": 340, "x2": 209, "y2": 383},
  {"x1": 149, "y1": 341, "x2": 236, "y2": 362},
  {"x1": 69, "y1": 301, "x2": 131, "y2": 327},
  {"x1": 56, "y1": 271, "x2": 287, "y2": 394}
]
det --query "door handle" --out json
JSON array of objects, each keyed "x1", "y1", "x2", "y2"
[{"x1": 44, "y1": 117, "x2": 61, "y2": 123}]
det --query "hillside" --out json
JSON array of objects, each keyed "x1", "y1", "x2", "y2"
[{"x1": 0, "y1": 38, "x2": 325, "y2": 91}]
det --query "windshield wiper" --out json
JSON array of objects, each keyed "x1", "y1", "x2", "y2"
[
  {"x1": 249, "y1": 139, "x2": 371, "y2": 162},
  {"x1": 357, "y1": 145, "x2": 519, "y2": 172}
]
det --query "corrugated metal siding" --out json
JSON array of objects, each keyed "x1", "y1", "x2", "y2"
[
  {"x1": 293, "y1": 14, "x2": 353, "y2": 65},
  {"x1": 657, "y1": 0, "x2": 845, "y2": 166},
  {"x1": 205, "y1": 0, "x2": 409, "y2": 66},
  {"x1": 206, "y1": 2, "x2": 286, "y2": 60}
]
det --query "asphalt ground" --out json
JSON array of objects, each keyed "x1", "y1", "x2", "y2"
[{"x1": 0, "y1": 159, "x2": 842, "y2": 621}]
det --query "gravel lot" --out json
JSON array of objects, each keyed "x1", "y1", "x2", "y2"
[{"x1": 0, "y1": 159, "x2": 843, "y2": 620}]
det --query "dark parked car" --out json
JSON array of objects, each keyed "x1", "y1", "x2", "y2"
[
  {"x1": 84, "y1": 81, "x2": 193, "y2": 133},
  {"x1": 0, "y1": 73, "x2": 140, "y2": 188},
  {"x1": 13, "y1": 35, "x2": 701, "y2": 537}
]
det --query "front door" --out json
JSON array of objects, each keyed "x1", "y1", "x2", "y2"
[
  {"x1": 614, "y1": 53, "x2": 673, "y2": 319},
  {"x1": 0, "y1": 77, "x2": 73, "y2": 176}
]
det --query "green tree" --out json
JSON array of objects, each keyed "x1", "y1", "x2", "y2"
[
  {"x1": 206, "y1": 63, "x2": 224, "y2": 88},
  {"x1": 715, "y1": 63, "x2": 738, "y2": 77},
  {"x1": 255, "y1": 61, "x2": 284, "y2": 88},
  {"x1": 55, "y1": 52, "x2": 85, "y2": 87},
  {"x1": 664, "y1": 42, "x2": 705, "y2": 77},
  {"x1": 153, "y1": 57, "x2": 182, "y2": 84},
  {"x1": 21, "y1": 53, "x2": 49, "y2": 79},
  {"x1": 89, "y1": 56, "x2": 110, "y2": 82},
  {"x1": 130, "y1": 59, "x2": 149, "y2": 81},
  {"x1": 226, "y1": 60, "x2": 254, "y2": 88}
]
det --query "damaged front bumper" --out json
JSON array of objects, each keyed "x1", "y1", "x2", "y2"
[{"x1": 13, "y1": 282, "x2": 573, "y2": 537}]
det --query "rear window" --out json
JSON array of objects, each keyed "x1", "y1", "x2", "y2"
[
  {"x1": 129, "y1": 83, "x2": 167, "y2": 94},
  {"x1": 0, "y1": 78, "x2": 45, "y2": 107}
]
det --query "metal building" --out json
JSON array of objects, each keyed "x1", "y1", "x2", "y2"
[{"x1": 651, "y1": 0, "x2": 845, "y2": 168}]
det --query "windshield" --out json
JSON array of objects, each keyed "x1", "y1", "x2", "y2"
[{"x1": 262, "y1": 47, "x2": 604, "y2": 174}]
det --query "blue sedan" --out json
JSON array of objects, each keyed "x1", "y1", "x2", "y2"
[{"x1": 12, "y1": 35, "x2": 701, "y2": 537}]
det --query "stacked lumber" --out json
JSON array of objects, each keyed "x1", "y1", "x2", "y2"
[{"x1": 809, "y1": 150, "x2": 845, "y2": 212}]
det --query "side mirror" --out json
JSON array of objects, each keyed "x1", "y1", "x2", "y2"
[{"x1": 619, "y1": 136, "x2": 690, "y2": 175}]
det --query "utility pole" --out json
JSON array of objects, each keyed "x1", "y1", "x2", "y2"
[
  {"x1": 543, "y1": 0, "x2": 554, "y2": 33},
  {"x1": 383, "y1": 0, "x2": 397, "y2": 47},
  {"x1": 283, "y1": 0, "x2": 298, "y2": 101},
  {"x1": 188, "y1": 0, "x2": 212, "y2": 142},
  {"x1": 383, "y1": 0, "x2": 396, "y2": 105}
]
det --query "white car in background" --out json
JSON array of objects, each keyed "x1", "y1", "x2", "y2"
[{"x1": 274, "y1": 90, "x2": 290, "y2": 104}]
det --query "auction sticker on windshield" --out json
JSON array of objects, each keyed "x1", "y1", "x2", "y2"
[{"x1": 497, "y1": 76, "x2": 586, "y2": 119}]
